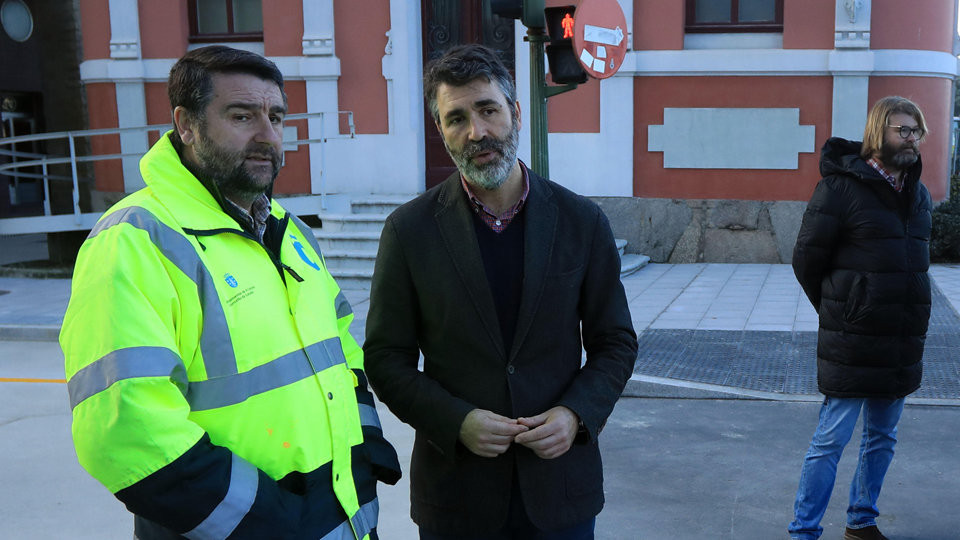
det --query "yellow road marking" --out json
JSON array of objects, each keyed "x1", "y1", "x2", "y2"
[{"x1": 0, "y1": 377, "x2": 66, "y2": 384}]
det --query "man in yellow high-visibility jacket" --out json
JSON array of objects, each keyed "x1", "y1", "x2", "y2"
[{"x1": 60, "y1": 45, "x2": 400, "y2": 540}]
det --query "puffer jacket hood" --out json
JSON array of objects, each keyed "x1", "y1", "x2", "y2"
[{"x1": 819, "y1": 136, "x2": 923, "y2": 194}]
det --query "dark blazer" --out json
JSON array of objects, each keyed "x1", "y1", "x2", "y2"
[{"x1": 363, "y1": 167, "x2": 638, "y2": 535}]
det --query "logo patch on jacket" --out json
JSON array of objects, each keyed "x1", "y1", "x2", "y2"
[
  {"x1": 224, "y1": 273, "x2": 239, "y2": 288},
  {"x1": 290, "y1": 234, "x2": 321, "y2": 271}
]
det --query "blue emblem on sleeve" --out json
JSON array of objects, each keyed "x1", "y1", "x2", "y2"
[
  {"x1": 224, "y1": 273, "x2": 239, "y2": 288},
  {"x1": 290, "y1": 234, "x2": 321, "y2": 271}
]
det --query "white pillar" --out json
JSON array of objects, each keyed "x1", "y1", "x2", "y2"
[
  {"x1": 116, "y1": 82, "x2": 148, "y2": 192},
  {"x1": 108, "y1": 0, "x2": 147, "y2": 191},
  {"x1": 302, "y1": 0, "x2": 339, "y2": 195},
  {"x1": 831, "y1": 0, "x2": 872, "y2": 140}
]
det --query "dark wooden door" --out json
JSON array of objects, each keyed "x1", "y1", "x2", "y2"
[{"x1": 421, "y1": 0, "x2": 515, "y2": 190}]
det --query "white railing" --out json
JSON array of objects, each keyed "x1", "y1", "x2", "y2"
[{"x1": 0, "y1": 111, "x2": 354, "y2": 234}]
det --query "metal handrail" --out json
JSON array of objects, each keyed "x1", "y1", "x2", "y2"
[{"x1": 0, "y1": 111, "x2": 355, "y2": 227}]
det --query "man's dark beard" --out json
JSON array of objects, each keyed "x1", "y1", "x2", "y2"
[
  {"x1": 193, "y1": 131, "x2": 281, "y2": 204},
  {"x1": 879, "y1": 138, "x2": 919, "y2": 170},
  {"x1": 444, "y1": 117, "x2": 520, "y2": 191}
]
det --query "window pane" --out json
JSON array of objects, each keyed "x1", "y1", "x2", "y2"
[
  {"x1": 196, "y1": 0, "x2": 228, "y2": 34},
  {"x1": 232, "y1": 0, "x2": 262, "y2": 33},
  {"x1": 694, "y1": 0, "x2": 731, "y2": 23},
  {"x1": 739, "y1": 0, "x2": 776, "y2": 22}
]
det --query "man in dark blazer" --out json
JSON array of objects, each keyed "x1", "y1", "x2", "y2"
[{"x1": 363, "y1": 44, "x2": 638, "y2": 539}]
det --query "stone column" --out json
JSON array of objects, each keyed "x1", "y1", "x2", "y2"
[
  {"x1": 108, "y1": 0, "x2": 148, "y2": 192},
  {"x1": 830, "y1": 0, "x2": 872, "y2": 140}
]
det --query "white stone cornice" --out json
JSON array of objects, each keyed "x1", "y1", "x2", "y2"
[
  {"x1": 80, "y1": 56, "x2": 341, "y2": 83},
  {"x1": 619, "y1": 49, "x2": 958, "y2": 79}
]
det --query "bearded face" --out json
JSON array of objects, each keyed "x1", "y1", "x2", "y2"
[
  {"x1": 878, "y1": 135, "x2": 919, "y2": 170},
  {"x1": 193, "y1": 124, "x2": 282, "y2": 202},
  {"x1": 443, "y1": 114, "x2": 520, "y2": 191},
  {"x1": 878, "y1": 112, "x2": 922, "y2": 171}
]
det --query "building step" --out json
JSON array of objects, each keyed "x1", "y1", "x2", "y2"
[
  {"x1": 329, "y1": 269, "x2": 374, "y2": 290},
  {"x1": 615, "y1": 238, "x2": 627, "y2": 257},
  {"x1": 317, "y1": 213, "x2": 391, "y2": 233},
  {"x1": 323, "y1": 250, "x2": 378, "y2": 272},
  {"x1": 621, "y1": 254, "x2": 650, "y2": 278},
  {"x1": 314, "y1": 231, "x2": 382, "y2": 252},
  {"x1": 350, "y1": 196, "x2": 413, "y2": 215}
]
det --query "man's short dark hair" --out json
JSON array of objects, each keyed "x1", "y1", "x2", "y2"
[
  {"x1": 167, "y1": 45, "x2": 285, "y2": 143},
  {"x1": 423, "y1": 44, "x2": 516, "y2": 125}
]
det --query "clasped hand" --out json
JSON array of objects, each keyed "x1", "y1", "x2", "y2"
[{"x1": 458, "y1": 406, "x2": 579, "y2": 459}]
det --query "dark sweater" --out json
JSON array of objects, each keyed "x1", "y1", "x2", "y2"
[{"x1": 472, "y1": 210, "x2": 525, "y2": 355}]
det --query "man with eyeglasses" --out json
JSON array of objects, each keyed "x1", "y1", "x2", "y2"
[{"x1": 788, "y1": 96, "x2": 932, "y2": 540}]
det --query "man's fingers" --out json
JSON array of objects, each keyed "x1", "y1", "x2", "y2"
[
  {"x1": 514, "y1": 423, "x2": 554, "y2": 444},
  {"x1": 517, "y1": 413, "x2": 546, "y2": 428},
  {"x1": 488, "y1": 421, "x2": 529, "y2": 436}
]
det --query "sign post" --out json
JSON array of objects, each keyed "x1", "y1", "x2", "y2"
[{"x1": 499, "y1": 0, "x2": 627, "y2": 178}]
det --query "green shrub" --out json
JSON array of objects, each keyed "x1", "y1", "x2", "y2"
[{"x1": 931, "y1": 174, "x2": 960, "y2": 262}]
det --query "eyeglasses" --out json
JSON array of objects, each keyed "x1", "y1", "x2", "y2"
[{"x1": 887, "y1": 124, "x2": 925, "y2": 140}]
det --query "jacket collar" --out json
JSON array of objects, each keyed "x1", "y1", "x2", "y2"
[{"x1": 140, "y1": 132, "x2": 281, "y2": 231}]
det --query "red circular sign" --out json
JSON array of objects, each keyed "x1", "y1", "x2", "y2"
[{"x1": 572, "y1": 0, "x2": 628, "y2": 80}]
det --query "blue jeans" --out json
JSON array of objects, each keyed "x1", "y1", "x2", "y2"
[{"x1": 788, "y1": 396, "x2": 905, "y2": 540}]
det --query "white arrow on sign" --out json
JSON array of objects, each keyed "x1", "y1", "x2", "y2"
[{"x1": 583, "y1": 24, "x2": 624, "y2": 47}]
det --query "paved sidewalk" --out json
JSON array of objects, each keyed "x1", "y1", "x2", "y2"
[
  {"x1": 3, "y1": 264, "x2": 960, "y2": 539},
  {"x1": 3, "y1": 263, "x2": 960, "y2": 400}
]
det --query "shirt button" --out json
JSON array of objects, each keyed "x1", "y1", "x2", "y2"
[
  {"x1": 327, "y1": 392, "x2": 333, "y2": 400},
  {"x1": 495, "y1": 220, "x2": 502, "y2": 226},
  {"x1": 507, "y1": 364, "x2": 515, "y2": 374}
]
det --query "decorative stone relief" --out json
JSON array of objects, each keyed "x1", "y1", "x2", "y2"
[
  {"x1": 835, "y1": 0, "x2": 870, "y2": 49},
  {"x1": 301, "y1": 0, "x2": 335, "y2": 56},
  {"x1": 843, "y1": 0, "x2": 863, "y2": 23},
  {"x1": 108, "y1": 0, "x2": 140, "y2": 59},
  {"x1": 302, "y1": 37, "x2": 334, "y2": 56}
]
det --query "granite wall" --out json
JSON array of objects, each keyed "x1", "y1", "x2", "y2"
[{"x1": 592, "y1": 197, "x2": 808, "y2": 264}]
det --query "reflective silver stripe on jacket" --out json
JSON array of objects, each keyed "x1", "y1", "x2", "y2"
[
  {"x1": 67, "y1": 347, "x2": 186, "y2": 409},
  {"x1": 357, "y1": 403, "x2": 382, "y2": 431},
  {"x1": 351, "y1": 498, "x2": 379, "y2": 539},
  {"x1": 183, "y1": 453, "x2": 259, "y2": 540},
  {"x1": 187, "y1": 337, "x2": 347, "y2": 411},
  {"x1": 89, "y1": 206, "x2": 238, "y2": 377},
  {"x1": 319, "y1": 498, "x2": 379, "y2": 540},
  {"x1": 68, "y1": 337, "x2": 350, "y2": 412},
  {"x1": 334, "y1": 291, "x2": 353, "y2": 319}
]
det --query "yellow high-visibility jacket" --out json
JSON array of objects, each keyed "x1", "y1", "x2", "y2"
[{"x1": 60, "y1": 132, "x2": 399, "y2": 539}]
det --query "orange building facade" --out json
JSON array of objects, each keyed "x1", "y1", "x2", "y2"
[{"x1": 66, "y1": 1, "x2": 960, "y2": 236}]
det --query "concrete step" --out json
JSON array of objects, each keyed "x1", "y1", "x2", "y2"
[
  {"x1": 330, "y1": 269, "x2": 374, "y2": 290},
  {"x1": 615, "y1": 238, "x2": 627, "y2": 257},
  {"x1": 621, "y1": 254, "x2": 650, "y2": 278},
  {"x1": 350, "y1": 197, "x2": 412, "y2": 215},
  {"x1": 323, "y1": 250, "x2": 378, "y2": 272},
  {"x1": 314, "y1": 231, "x2": 381, "y2": 252},
  {"x1": 318, "y1": 213, "x2": 390, "y2": 233}
]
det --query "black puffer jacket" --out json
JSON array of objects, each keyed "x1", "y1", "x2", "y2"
[{"x1": 793, "y1": 137, "x2": 931, "y2": 398}]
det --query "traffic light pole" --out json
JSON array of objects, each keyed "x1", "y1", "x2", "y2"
[
  {"x1": 526, "y1": 27, "x2": 579, "y2": 179},
  {"x1": 527, "y1": 27, "x2": 550, "y2": 178}
]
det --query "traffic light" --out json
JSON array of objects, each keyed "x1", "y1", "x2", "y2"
[
  {"x1": 490, "y1": 0, "x2": 545, "y2": 29},
  {"x1": 544, "y1": 6, "x2": 587, "y2": 85}
]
